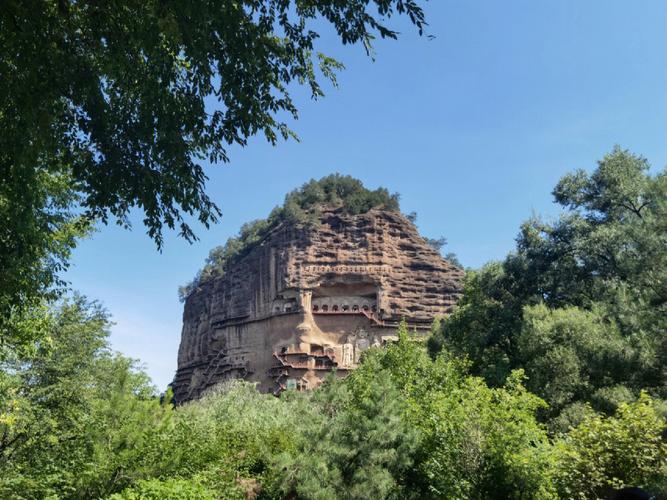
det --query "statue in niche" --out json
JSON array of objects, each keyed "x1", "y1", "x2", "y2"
[
  {"x1": 354, "y1": 329, "x2": 370, "y2": 363},
  {"x1": 341, "y1": 342, "x2": 354, "y2": 367}
]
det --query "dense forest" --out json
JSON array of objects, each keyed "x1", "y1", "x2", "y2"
[{"x1": 1, "y1": 148, "x2": 665, "y2": 499}]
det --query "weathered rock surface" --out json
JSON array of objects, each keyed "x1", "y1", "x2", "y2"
[{"x1": 171, "y1": 206, "x2": 464, "y2": 402}]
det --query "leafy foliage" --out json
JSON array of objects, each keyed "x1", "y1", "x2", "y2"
[
  {"x1": 0, "y1": 297, "x2": 171, "y2": 499},
  {"x1": 429, "y1": 147, "x2": 667, "y2": 428},
  {"x1": 362, "y1": 323, "x2": 557, "y2": 499},
  {"x1": 278, "y1": 372, "x2": 418, "y2": 499},
  {"x1": 1, "y1": 0, "x2": 425, "y2": 337},
  {"x1": 1, "y1": 299, "x2": 665, "y2": 498},
  {"x1": 0, "y1": 170, "x2": 90, "y2": 350},
  {"x1": 518, "y1": 304, "x2": 645, "y2": 428},
  {"x1": 424, "y1": 236, "x2": 447, "y2": 251},
  {"x1": 554, "y1": 394, "x2": 667, "y2": 499},
  {"x1": 443, "y1": 251, "x2": 463, "y2": 268},
  {"x1": 3, "y1": 146, "x2": 665, "y2": 498},
  {"x1": 179, "y1": 174, "x2": 401, "y2": 300},
  {"x1": 108, "y1": 478, "x2": 217, "y2": 500},
  {"x1": 1, "y1": 0, "x2": 424, "y2": 245}
]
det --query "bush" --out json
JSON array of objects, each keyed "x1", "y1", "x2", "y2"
[
  {"x1": 108, "y1": 478, "x2": 216, "y2": 500},
  {"x1": 554, "y1": 393, "x2": 667, "y2": 499},
  {"x1": 518, "y1": 304, "x2": 634, "y2": 422}
]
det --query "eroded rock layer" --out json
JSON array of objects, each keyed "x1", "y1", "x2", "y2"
[{"x1": 172, "y1": 207, "x2": 464, "y2": 402}]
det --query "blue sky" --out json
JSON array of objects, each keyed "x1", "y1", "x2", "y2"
[{"x1": 65, "y1": 0, "x2": 667, "y2": 390}]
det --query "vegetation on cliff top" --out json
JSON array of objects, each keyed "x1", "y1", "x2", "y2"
[{"x1": 178, "y1": 174, "x2": 401, "y2": 300}]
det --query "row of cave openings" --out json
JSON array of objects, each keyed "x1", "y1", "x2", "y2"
[
  {"x1": 312, "y1": 304, "x2": 376, "y2": 313},
  {"x1": 275, "y1": 304, "x2": 377, "y2": 313},
  {"x1": 272, "y1": 303, "x2": 378, "y2": 314},
  {"x1": 272, "y1": 285, "x2": 379, "y2": 316}
]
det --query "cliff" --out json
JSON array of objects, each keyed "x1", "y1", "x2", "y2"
[{"x1": 172, "y1": 206, "x2": 464, "y2": 402}]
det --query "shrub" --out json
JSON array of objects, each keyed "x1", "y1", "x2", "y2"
[{"x1": 554, "y1": 393, "x2": 667, "y2": 499}]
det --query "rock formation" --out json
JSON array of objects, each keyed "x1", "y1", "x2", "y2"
[{"x1": 171, "y1": 206, "x2": 464, "y2": 403}]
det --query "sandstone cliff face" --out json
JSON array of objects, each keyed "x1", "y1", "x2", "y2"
[{"x1": 172, "y1": 207, "x2": 464, "y2": 402}]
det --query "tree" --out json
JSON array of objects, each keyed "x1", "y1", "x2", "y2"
[
  {"x1": 427, "y1": 262, "x2": 529, "y2": 387},
  {"x1": 0, "y1": 296, "x2": 171, "y2": 498},
  {"x1": 429, "y1": 147, "x2": 667, "y2": 424},
  {"x1": 554, "y1": 394, "x2": 667, "y2": 500},
  {"x1": 278, "y1": 373, "x2": 419, "y2": 500},
  {"x1": 517, "y1": 304, "x2": 639, "y2": 429},
  {"x1": 1, "y1": 0, "x2": 426, "y2": 332},
  {"x1": 108, "y1": 478, "x2": 217, "y2": 500},
  {"x1": 161, "y1": 381, "x2": 309, "y2": 499},
  {"x1": 0, "y1": 170, "x2": 89, "y2": 349},
  {"x1": 444, "y1": 251, "x2": 463, "y2": 268},
  {"x1": 361, "y1": 330, "x2": 557, "y2": 499},
  {"x1": 3, "y1": 300, "x2": 663, "y2": 498},
  {"x1": 425, "y1": 236, "x2": 447, "y2": 251}
]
